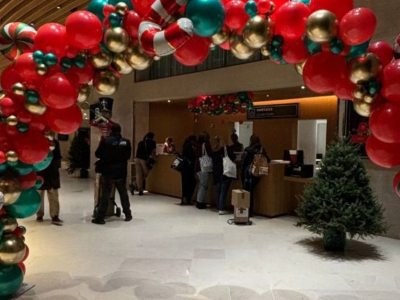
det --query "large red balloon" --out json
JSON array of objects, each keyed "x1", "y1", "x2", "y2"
[
  {"x1": 340, "y1": 8, "x2": 377, "y2": 46},
  {"x1": 309, "y1": 0, "x2": 353, "y2": 20},
  {"x1": 18, "y1": 172, "x2": 37, "y2": 190},
  {"x1": 270, "y1": 0, "x2": 289, "y2": 21},
  {"x1": 14, "y1": 131, "x2": 49, "y2": 164},
  {"x1": 366, "y1": 135, "x2": 400, "y2": 168},
  {"x1": 225, "y1": 0, "x2": 249, "y2": 30},
  {"x1": 15, "y1": 53, "x2": 43, "y2": 82},
  {"x1": 381, "y1": 60, "x2": 400, "y2": 103},
  {"x1": 66, "y1": 64, "x2": 94, "y2": 85},
  {"x1": 45, "y1": 105, "x2": 82, "y2": 134},
  {"x1": 123, "y1": 11, "x2": 142, "y2": 40},
  {"x1": 334, "y1": 75, "x2": 355, "y2": 100},
  {"x1": 368, "y1": 41, "x2": 393, "y2": 67},
  {"x1": 1, "y1": 64, "x2": 22, "y2": 95},
  {"x1": 40, "y1": 73, "x2": 78, "y2": 109},
  {"x1": 30, "y1": 114, "x2": 47, "y2": 132},
  {"x1": 393, "y1": 170, "x2": 400, "y2": 198},
  {"x1": 131, "y1": 0, "x2": 155, "y2": 16},
  {"x1": 66, "y1": 11, "x2": 103, "y2": 50},
  {"x1": 370, "y1": 102, "x2": 400, "y2": 143},
  {"x1": 282, "y1": 37, "x2": 308, "y2": 64},
  {"x1": 34, "y1": 23, "x2": 67, "y2": 58},
  {"x1": 174, "y1": 35, "x2": 211, "y2": 66},
  {"x1": 275, "y1": 2, "x2": 310, "y2": 39},
  {"x1": 303, "y1": 52, "x2": 347, "y2": 93}
]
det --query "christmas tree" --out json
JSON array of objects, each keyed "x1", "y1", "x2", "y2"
[
  {"x1": 296, "y1": 138, "x2": 387, "y2": 250},
  {"x1": 67, "y1": 132, "x2": 90, "y2": 178}
]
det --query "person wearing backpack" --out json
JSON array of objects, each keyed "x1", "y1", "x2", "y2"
[
  {"x1": 92, "y1": 124, "x2": 132, "y2": 224},
  {"x1": 241, "y1": 134, "x2": 271, "y2": 215},
  {"x1": 135, "y1": 132, "x2": 157, "y2": 196},
  {"x1": 194, "y1": 131, "x2": 212, "y2": 209}
]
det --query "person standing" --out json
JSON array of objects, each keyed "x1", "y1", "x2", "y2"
[
  {"x1": 194, "y1": 131, "x2": 212, "y2": 209},
  {"x1": 180, "y1": 135, "x2": 197, "y2": 205},
  {"x1": 229, "y1": 133, "x2": 244, "y2": 153},
  {"x1": 37, "y1": 139, "x2": 63, "y2": 226},
  {"x1": 163, "y1": 137, "x2": 176, "y2": 154},
  {"x1": 135, "y1": 132, "x2": 156, "y2": 196},
  {"x1": 92, "y1": 124, "x2": 132, "y2": 224}
]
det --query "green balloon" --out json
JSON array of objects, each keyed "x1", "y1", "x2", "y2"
[
  {"x1": 0, "y1": 163, "x2": 8, "y2": 175},
  {"x1": 271, "y1": 48, "x2": 283, "y2": 61},
  {"x1": 109, "y1": 12, "x2": 122, "y2": 27},
  {"x1": 245, "y1": 1, "x2": 258, "y2": 17},
  {"x1": 347, "y1": 40, "x2": 371, "y2": 59},
  {"x1": 26, "y1": 90, "x2": 39, "y2": 104},
  {"x1": 185, "y1": 0, "x2": 225, "y2": 37},
  {"x1": 0, "y1": 222, "x2": 3, "y2": 237},
  {"x1": 34, "y1": 177, "x2": 44, "y2": 189},
  {"x1": 330, "y1": 38, "x2": 344, "y2": 55},
  {"x1": 292, "y1": 0, "x2": 310, "y2": 5},
  {"x1": 271, "y1": 35, "x2": 284, "y2": 48},
  {"x1": 108, "y1": 0, "x2": 133, "y2": 9},
  {"x1": 10, "y1": 162, "x2": 33, "y2": 176},
  {"x1": 17, "y1": 123, "x2": 29, "y2": 133},
  {"x1": 6, "y1": 188, "x2": 41, "y2": 219},
  {"x1": 368, "y1": 79, "x2": 381, "y2": 95},
  {"x1": 33, "y1": 152, "x2": 53, "y2": 172},
  {"x1": 20, "y1": 226, "x2": 27, "y2": 234},
  {"x1": 304, "y1": 36, "x2": 322, "y2": 54},
  {"x1": 44, "y1": 53, "x2": 58, "y2": 66},
  {"x1": 74, "y1": 56, "x2": 86, "y2": 68},
  {"x1": 87, "y1": 0, "x2": 109, "y2": 21},
  {"x1": 0, "y1": 265, "x2": 24, "y2": 297},
  {"x1": 33, "y1": 50, "x2": 44, "y2": 64},
  {"x1": 61, "y1": 57, "x2": 73, "y2": 69}
]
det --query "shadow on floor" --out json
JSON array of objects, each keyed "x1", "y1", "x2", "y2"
[{"x1": 296, "y1": 237, "x2": 386, "y2": 262}]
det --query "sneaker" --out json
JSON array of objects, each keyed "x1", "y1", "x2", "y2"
[
  {"x1": 219, "y1": 210, "x2": 230, "y2": 215},
  {"x1": 92, "y1": 218, "x2": 105, "y2": 225},
  {"x1": 125, "y1": 216, "x2": 132, "y2": 222},
  {"x1": 51, "y1": 216, "x2": 64, "y2": 226},
  {"x1": 36, "y1": 216, "x2": 43, "y2": 222}
]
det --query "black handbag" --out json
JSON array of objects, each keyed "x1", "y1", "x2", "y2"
[{"x1": 171, "y1": 154, "x2": 190, "y2": 172}]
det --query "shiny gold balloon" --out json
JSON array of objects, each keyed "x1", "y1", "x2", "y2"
[
  {"x1": 112, "y1": 53, "x2": 134, "y2": 74},
  {"x1": 243, "y1": 16, "x2": 274, "y2": 49},
  {"x1": 78, "y1": 84, "x2": 91, "y2": 103},
  {"x1": 104, "y1": 27, "x2": 130, "y2": 53},
  {"x1": 234, "y1": 99, "x2": 241, "y2": 105},
  {"x1": 0, "y1": 176, "x2": 21, "y2": 206},
  {"x1": 36, "y1": 63, "x2": 48, "y2": 76},
  {"x1": 0, "y1": 235, "x2": 26, "y2": 265},
  {"x1": 116, "y1": 2, "x2": 129, "y2": 15},
  {"x1": 154, "y1": 55, "x2": 161, "y2": 61},
  {"x1": 6, "y1": 115, "x2": 18, "y2": 126},
  {"x1": 89, "y1": 50, "x2": 113, "y2": 69},
  {"x1": 12, "y1": 83, "x2": 26, "y2": 96},
  {"x1": 241, "y1": 102, "x2": 248, "y2": 109},
  {"x1": 0, "y1": 215, "x2": 18, "y2": 234},
  {"x1": 25, "y1": 101, "x2": 47, "y2": 115},
  {"x1": 93, "y1": 70, "x2": 120, "y2": 96},
  {"x1": 0, "y1": 91, "x2": 5, "y2": 100},
  {"x1": 124, "y1": 44, "x2": 154, "y2": 70},
  {"x1": 261, "y1": 44, "x2": 271, "y2": 57},
  {"x1": 353, "y1": 98, "x2": 372, "y2": 117},
  {"x1": 364, "y1": 93, "x2": 376, "y2": 104},
  {"x1": 6, "y1": 151, "x2": 18, "y2": 163},
  {"x1": 353, "y1": 85, "x2": 367, "y2": 99},
  {"x1": 306, "y1": 10, "x2": 338, "y2": 43},
  {"x1": 229, "y1": 33, "x2": 256, "y2": 60},
  {"x1": 295, "y1": 60, "x2": 307, "y2": 76},
  {"x1": 349, "y1": 53, "x2": 382, "y2": 84},
  {"x1": 212, "y1": 29, "x2": 230, "y2": 46}
]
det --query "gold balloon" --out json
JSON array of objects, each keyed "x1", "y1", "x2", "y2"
[
  {"x1": 93, "y1": 70, "x2": 120, "y2": 96},
  {"x1": 306, "y1": 10, "x2": 338, "y2": 43},
  {"x1": 364, "y1": 93, "x2": 376, "y2": 104},
  {"x1": 6, "y1": 115, "x2": 18, "y2": 126},
  {"x1": 241, "y1": 102, "x2": 248, "y2": 109},
  {"x1": 212, "y1": 29, "x2": 230, "y2": 46},
  {"x1": 229, "y1": 33, "x2": 256, "y2": 60},
  {"x1": 89, "y1": 50, "x2": 113, "y2": 69},
  {"x1": 0, "y1": 91, "x2": 5, "y2": 100},
  {"x1": 78, "y1": 84, "x2": 91, "y2": 103},
  {"x1": 353, "y1": 85, "x2": 367, "y2": 99},
  {"x1": 112, "y1": 53, "x2": 134, "y2": 74},
  {"x1": 12, "y1": 83, "x2": 26, "y2": 96},
  {"x1": 295, "y1": 60, "x2": 307, "y2": 76},
  {"x1": 124, "y1": 44, "x2": 154, "y2": 70},
  {"x1": 6, "y1": 151, "x2": 18, "y2": 163},
  {"x1": 261, "y1": 45, "x2": 271, "y2": 57},
  {"x1": 0, "y1": 176, "x2": 21, "y2": 206},
  {"x1": 353, "y1": 98, "x2": 372, "y2": 117},
  {"x1": 234, "y1": 99, "x2": 241, "y2": 105},
  {"x1": 36, "y1": 63, "x2": 48, "y2": 76},
  {"x1": 25, "y1": 101, "x2": 47, "y2": 115},
  {"x1": 243, "y1": 16, "x2": 274, "y2": 49},
  {"x1": 104, "y1": 27, "x2": 130, "y2": 53},
  {"x1": 0, "y1": 215, "x2": 18, "y2": 234},
  {"x1": 154, "y1": 55, "x2": 161, "y2": 61},
  {"x1": 0, "y1": 235, "x2": 26, "y2": 265},
  {"x1": 116, "y1": 2, "x2": 129, "y2": 15},
  {"x1": 349, "y1": 53, "x2": 382, "y2": 84}
]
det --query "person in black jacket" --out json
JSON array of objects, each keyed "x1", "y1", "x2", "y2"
[
  {"x1": 92, "y1": 124, "x2": 132, "y2": 224},
  {"x1": 135, "y1": 132, "x2": 156, "y2": 196},
  {"x1": 37, "y1": 139, "x2": 63, "y2": 225},
  {"x1": 180, "y1": 135, "x2": 197, "y2": 205}
]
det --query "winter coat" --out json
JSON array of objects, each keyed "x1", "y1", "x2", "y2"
[{"x1": 38, "y1": 140, "x2": 62, "y2": 190}]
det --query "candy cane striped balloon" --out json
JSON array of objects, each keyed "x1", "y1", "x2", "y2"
[{"x1": 0, "y1": 22, "x2": 36, "y2": 61}]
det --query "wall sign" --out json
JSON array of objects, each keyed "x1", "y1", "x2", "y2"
[{"x1": 247, "y1": 104, "x2": 299, "y2": 119}]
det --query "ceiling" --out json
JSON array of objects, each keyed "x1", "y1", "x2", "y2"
[{"x1": 0, "y1": 0, "x2": 91, "y2": 71}]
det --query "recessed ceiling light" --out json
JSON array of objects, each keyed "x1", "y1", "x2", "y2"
[
  {"x1": 266, "y1": 94, "x2": 270, "y2": 98},
  {"x1": 167, "y1": 100, "x2": 171, "y2": 103},
  {"x1": 57, "y1": 5, "x2": 61, "y2": 9},
  {"x1": 30, "y1": 22, "x2": 34, "y2": 26},
  {"x1": 301, "y1": 86, "x2": 306, "y2": 90}
]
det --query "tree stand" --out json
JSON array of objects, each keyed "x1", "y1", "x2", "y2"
[{"x1": 323, "y1": 230, "x2": 346, "y2": 252}]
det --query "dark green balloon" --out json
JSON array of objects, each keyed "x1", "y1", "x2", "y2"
[
  {"x1": 61, "y1": 57, "x2": 73, "y2": 69},
  {"x1": 33, "y1": 152, "x2": 53, "y2": 172},
  {"x1": 330, "y1": 38, "x2": 345, "y2": 55},
  {"x1": 10, "y1": 162, "x2": 33, "y2": 176},
  {"x1": 245, "y1": 1, "x2": 258, "y2": 17},
  {"x1": 0, "y1": 265, "x2": 24, "y2": 297},
  {"x1": 0, "y1": 163, "x2": 8, "y2": 175},
  {"x1": 44, "y1": 53, "x2": 58, "y2": 66},
  {"x1": 34, "y1": 177, "x2": 44, "y2": 190},
  {"x1": 0, "y1": 222, "x2": 3, "y2": 237},
  {"x1": 271, "y1": 35, "x2": 284, "y2": 48},
  {"x1": 292, "y1": 0, "x2": 309, "y2": 5},
  {"x1": 271, "y1": 48, "x2": 283, "y2": 61},
  {"x1": 87, "y1": 0, "x2": 109, "y2": 21},
  {"x1": 6, "y1": 188, "x2": 41, "y2": 219},
  {"x1": 108, "y1": 0, "x2": 133, "y2": 9},
  {"x1": 74, "y1": 56, "x2": 86, "y2": 68},
  {"x1": 368, "y1": 79, "x2": 381, "y2": 95},
  {"x1": 347, "y1": 40, "x2": 371, "y2": 59},
  {"x1": 304, "y1": 36, "x2": 322, "y2": 54},
  {"x1": 109, "y1": 12, "x2": 122, "y2": 27},
  {"x1": 17, "y1": 123, "x2": 29, "y2": 133},
  {"x1": 33, "y1": 50, "x2": 44, "y2": 64},
  {"x1": 26, "y1": 90, "x2": 39, "y2": 104}
]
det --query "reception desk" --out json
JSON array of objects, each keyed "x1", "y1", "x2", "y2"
[{"x1": 147, "y1": 155, "x2": 312, "y2": 217}]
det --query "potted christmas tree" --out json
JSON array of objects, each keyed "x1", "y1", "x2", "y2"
[
  {"x1": 67, "y1": 132, "x2": 90, "y2": 178},
  {"x1": 296, "y1": 138, "x2": 387, "y2": 251}
]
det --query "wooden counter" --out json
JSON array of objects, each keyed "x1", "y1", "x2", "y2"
[{"x1": 284, "y1": 176, "x2": 313, "y2": 215}]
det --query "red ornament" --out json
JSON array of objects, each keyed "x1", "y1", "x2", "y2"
[
  {"x1": 66, "y1": 63, "x2": 94, "y2": 85},
  {"x1": 40, "y1": 73, "x2": 78, "y2": 109},
  {"x1": 257, "y1": 0, "x2": 271, "y2": 14},
  {"x1": 366, "y1": 134, "x2": 400, "y2": 168},
  {"x1": 30, "y1": 114, "x2": 47, "y2": 132},
  {"x1": 340, "y1": 8, "x2": 377, "y2": 46},
  {"x1": 14, "y1": 131, "x2": 50, "y2": 164},
  {"x1": 45, "y1": 105, "x2": 83, "y2": 134},
  {"x1": 174, "y1": 35, "x2": 211, "y2": 66},
  {"x1": 381, "y1": 60, "x2": 400, "y2": 103},
  {"x1": 66, "y1": 11, "x2": 103, "y2": 50},
  {"x1": 370, "y1": 102, "x2": 400, "y2": 143},
  {"x1": 21, "y1": 245, "x2": 29, "y2": 262},
  {"x1": 17, "y1": 110, "x2": 32, "y2": 124},
  {"x1": 0, "y1": 97, "x2": 18, "y2": 117},
  {"x1": 368, "y1": 41, "x2": 393, "y2": 67},
  {"x1": 17, "y1": 172, "x2": 37, "y2": 190},
  {"x1": 34, "y1": 23, "x2": 67, "y2": 58},
  {"x1": 225, "y1": 0, "x2": 249, "y2": 30},
  {"x1": 309, "y1": 0, "x2": 353, "y2": 20},
  {"x1": 275, "y1": 1, "x2": 310, "y2": 39},
  {"x1": 12, "y1": 227, "x2": 25, "y2": 237}
]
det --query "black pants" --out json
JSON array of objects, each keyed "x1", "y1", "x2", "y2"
[
  {"x1": 97, "y1": 176, "x2": 131, "y2": 220},
  {"x1": 243, "y1": 165, "x2": 260, "y2": 214},
  {"x1": 181, "y1": 168, "x2": 196, "y2": 204}
]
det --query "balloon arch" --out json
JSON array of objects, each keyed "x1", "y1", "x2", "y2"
[{"x1": 0, "y1": 0, "x2": 400, "y2": 296}]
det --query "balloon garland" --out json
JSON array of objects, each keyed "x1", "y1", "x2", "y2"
[{"x1": 0, "y1": 0, "x2": 399, "y2": 296}]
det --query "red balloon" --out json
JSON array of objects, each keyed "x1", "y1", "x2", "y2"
[
  {"x1": 30, "y1": 114, "x2": 47, "y2": 132},
  {"x1": 34, "y1": 23, "x2": 67, "y2": 57},
  {"x1": 303, "y1": 52, "x2": 347, "y2": 93},
  {"x1": 258, "y1": 0, "x2": 271, "y2": 14},
  {"x1": 66, "y1": 11, "x2": 103, "y2": 50},
  {"x1": 371, "y1": 94, "x2": 388, "y2": 112},
  {"x1": 18, "y1": 263, "x2": 26, "y2": 275},
  {"x1": 270, "y1": 0, "x2": 289, "y2": 21},
  {"x1": 366, "y1": 135, "x2": 400, "y2": 168},
  {"x1": 381, "y1": 60, "x2": 400, "y2": 103},
  {"x1": 340, "y1": 8, "x2": 377, "y2": 46},
  {"x1": 275, "y1": 2, "x2": 310, "y2": 39},
  {"x1": 123, "y1": 11, "x2": 142, "y2": 40},
  {"x1": 370, "y1": 102, "x2": 400, "y2": 143},
  {"x1": 45, "y1": 105, "x2": 82, "y2": 134},
  {"x1": 393, "y1": 170, "x2": 400, "y2": 198},
  {"x1": 0, "y1": 151, "x2": 5, "y2": 164},
  {"x1": 220, "y1": 40, "x2": 230, "y2": 50},
  {"x1": 174, "y1": 35, "x2": 211, "y2": 66},
  {"x1": 282, "y1": 37, "x2": 308, "y2": 64},
  {"x1": 66, "y1": 64, "x2": 94, "y2": 85},
  {"x1": 12, "y1": 227, "x2": 24, "y2": 237},
  {"x1": 40, "y1": 73, "x2": 78, "y2": 109},
  {"x1": 225, "y1": 0, "x2": 249, "y2": 30},
  {"x1": 14, "y1": 131, "x2": 49, "y2": 164},
  {"x1": 1, "y1": 64, "x2": 22, "y2": 95},
  {"x1": 18, "y1": 172, "x2": 37, "y2": 190},
  {"x1": 368, "y1": 41, "x2": 393, "y2": 67},
  {"x1": 17, "y1": 110, "x2": 33, "y2": 124},
  {"x1": 21, "y1": 245, "x2": 29, "y2": 262},
  {"x1": 310, "y1": 0, "x2": 353, "y2": 20},
  {"x1": 334, "y1": 74, "x2": 356, "y2": 100},
  {"x1": 6, "y1": 125, "x2": 18, "y2": 137},
  {"x1": 15, "y1": 53, "x2": 43, "y2": 82},
  {"x1": 0, "y1": 97, "x2": 18, "y2": 116},
  {"x1": 131, "y1": 0, "x2": 155, "y2": 16},
  {"x1": 103, "y1": 4, "x2": 116, "y2": 17}
]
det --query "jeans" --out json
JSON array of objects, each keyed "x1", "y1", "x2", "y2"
[
  {"x1": 196, "y1": 172, "x2": 209, "y2": 203},
  {"x1": 97, "y1": 176, "x2": 131, "y2": 220},
  {"x1": 216, "y1": 177, "x2": 232, "y2": 211}
]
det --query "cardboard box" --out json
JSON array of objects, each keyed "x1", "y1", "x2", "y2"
[
  {"x1": 234, "y1": 207, "x2": 250, "y2": 224},
  {"x1": 231, "y1": 189, "x2": 250, "y2": 208}
]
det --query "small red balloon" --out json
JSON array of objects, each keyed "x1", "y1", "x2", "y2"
[
  {"x1": 340, "y1": 8, "x2": 377, "y2": 46},
  {"x1": 381, "y1": 60, "x2": 400, "y2": 103},
  {"x1": 34, "y1": 23, "x2": 67, "y2": 58},
  {"x1": 333, "y1": 75, "x2": 355, "y2": 100},
  {"x1": 368, "y1": 41, "x2": 393, "y2": 67},
  {"x1": 40, "y1": 73, "x2": 78, "y2": 109},
  {"x1": 366, "y1": 134, "x2": 400, "y2": 168},
  {"x1": 275, "y1": 1, "x2": 310, "y2": 39},
  {"x1": 123, "y1": 10, "x2": 142, "y2": 40},
  {"x1": 370, "y1": 102, "x2": 400, "y2": 143},
  {"x1": 1, "y1": 64, "x2": 22, "y2": 95},
  {"x1": 131, "y1": 0, "x2": 155, "y2": 16},
  {"x1": 18, "y1": 263, "x2": 26, "y2": 275},
  {"x1": 225, "y1": 0, "x2": 249, "y2": 30},
  {"x1": 282, "y1": 37, "x2": 308, "y2": 64},
  {"x1": 309, "y1": 0, "x2": 353, "y2": 20},
  {"x1": 66, "y1": 63, "x2": 94, "y2": 85},
  {"x1": 15, "y1": 53, "x2": 43, "y2": 82},
  {"x1": 30, "y1": 114, "x2": 47, "y2": 132},
  {"x1": 14, "y1": 131, "x2": 50, "y2": 164},
  {"x1": 18, "y1": 172, "x2": 37, "y2": 190},
  {"x1": 174, "y1": 35, "x2": 211, "y2": 66},
  {"x1": 17, "y1": 110, "x2": 33, "y2": 124},
  {"x1": 21, "y1": 245, "x2": 29, "y2": 262},
  {"x1": 0, "y1": 151, "x2": 5, "y2": 164},
  {"x1": 257, "y1": 0, "x2": 271, "y2": 14},
  {"x1": 103, "y1": 4, "x2": 116, "y2": 17},
  {"x1": 66, "y1": 11, "x2": 103, "y2": 50},
  {"x1": 6, "y1": 125, "x2": 19, "y2": 137},
  {"x1": 12, "y1": 227, "x2": 25, "y2": 237},
  {"x1": 45, "y1": 105, "x2": 83, "y2": 134},
  {"x1": 0, "y1": 97, "x2": 18, "y2": 116}
]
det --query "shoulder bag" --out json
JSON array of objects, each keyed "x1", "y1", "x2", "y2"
[
  {"x1": 223, "y1": 147, "x2": 237, "y2": 178},
  {"x1": 199, "y1": 143, "x2": 213, "y2": 173},
  {"x1": 251, "y1": 147, "x2": 269, "y2": 177}
]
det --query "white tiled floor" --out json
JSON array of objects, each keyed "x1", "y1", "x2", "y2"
[{"x1": 18, "y1": 172, "x2": 400, "y2": 300}]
